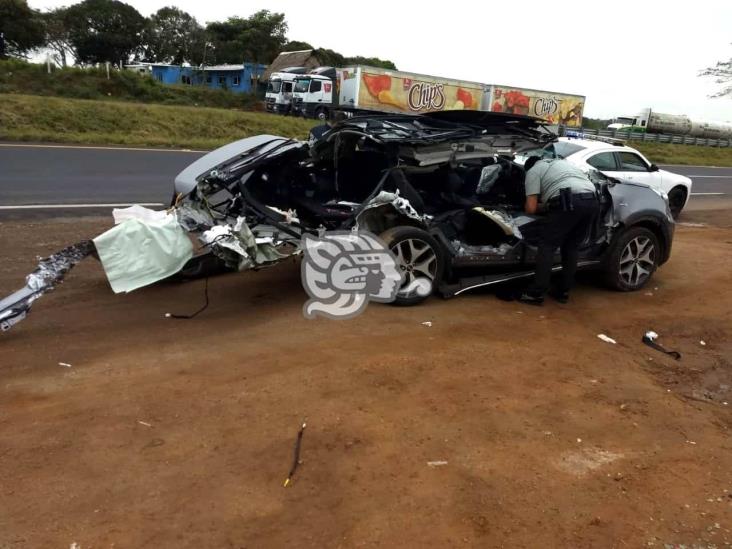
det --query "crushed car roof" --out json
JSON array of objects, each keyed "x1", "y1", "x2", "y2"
[{"x1": 324, "y1": 110, "x2": 555, "y2": 146}]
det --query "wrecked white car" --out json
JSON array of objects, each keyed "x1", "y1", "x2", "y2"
[{"x1": 0, "y1": 111, "x2": 674, "y2": 331}]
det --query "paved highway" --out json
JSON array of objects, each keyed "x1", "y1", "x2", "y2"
[{"x1": 0, "y1": 143, "x2": 730, "y2": 219}]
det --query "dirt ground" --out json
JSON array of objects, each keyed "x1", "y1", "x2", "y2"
[{"x1": 1, "y1": 208, "x2": 732, "y2": 548}]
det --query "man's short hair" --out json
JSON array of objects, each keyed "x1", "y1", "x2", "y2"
[{"x1": 524, "y1": 156, "x2": 541, "y2": 173}]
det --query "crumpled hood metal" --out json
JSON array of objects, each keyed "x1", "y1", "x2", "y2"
[{"x1": 174, "y1": 135, "x2": 291, "y2": 195}]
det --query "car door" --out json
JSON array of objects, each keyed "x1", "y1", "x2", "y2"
[{"x1": 610, "y1": 151, "x2": 663, "y2": 190}]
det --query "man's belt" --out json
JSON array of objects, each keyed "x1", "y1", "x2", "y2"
[{"x1": 546, "y1": 190, "x2": 597, "y2": 211}]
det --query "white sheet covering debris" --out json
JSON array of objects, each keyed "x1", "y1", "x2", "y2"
[
  {"x1": 112, "y1": 204, "x2": 170, "y2": 225},
  {"x1": 93, "y1": 216, "x2": 193, "y2": 293}
]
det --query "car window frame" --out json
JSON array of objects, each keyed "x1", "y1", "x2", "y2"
[
  {"x1": 615, "y1": 151, "x2": 651, "y2": 172},
  {"x1": 586, "y1": 151, "x2": 619, "y2": 171}
]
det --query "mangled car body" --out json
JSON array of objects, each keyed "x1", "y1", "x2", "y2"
[{"x1": 0, "y1": 111, "x2": 674, "y2": 331}]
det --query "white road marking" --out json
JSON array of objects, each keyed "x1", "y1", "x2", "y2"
[
  {"x1": 0, "y1": 143, "x2": 205, "y2": 153},
  {"x1": 0, "y1": 202, "x2": 164, "y2": 210},
  {"x1": 690, "y1": 192, "x2": 726, "y2": 196},
  {"x1": 660, "y1": 164, "x2": 730, "y2": 169}
]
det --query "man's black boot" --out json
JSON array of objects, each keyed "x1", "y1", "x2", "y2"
[
  {"x1": 549, "y1": 289, "x2": 570, "y2": 304},
  {"x1": 517, "y1": 292, "x2": 544, "y2": 306}
]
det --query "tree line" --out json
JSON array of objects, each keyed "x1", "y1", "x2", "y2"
[{"x1": 0, "y1": 0, "x2": 396, "y2": 70}]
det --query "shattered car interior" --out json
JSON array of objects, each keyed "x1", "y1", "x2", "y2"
[{"x1": 0, "y1": 110, "x2": 675, "y2": 331}]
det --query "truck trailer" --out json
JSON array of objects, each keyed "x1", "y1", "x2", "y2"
[
  {"x1": 609, "y1": 108, "x2": 732, "y2": 139},
  {"x1": 285, "y1": 65, "x2": 585, "y2": 128}
]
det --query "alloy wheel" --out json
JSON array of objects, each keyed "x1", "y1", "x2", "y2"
[
  {"x1": 391, "y1": 238, "x2": 437, "y2": 298},
  {"x1": 619, "y1": 236, "x2": 656, "y2": 287}
]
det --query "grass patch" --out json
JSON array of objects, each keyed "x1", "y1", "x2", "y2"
[
  {"x1": 2, "y1": 87, "x2": 731, "y2": 167},
  {"x1": 0, "y1": 94, "x2": 314, "y2": 149},
  {"x1": 0, "y1": 59, "x2": 260, "y2": 110},
  {"x1": 630, "y1": 142, "x2": 732, "y2": 167}
]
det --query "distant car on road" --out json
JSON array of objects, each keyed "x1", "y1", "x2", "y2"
[{"x1": 523, "y1": 136, "x2": 692, "y2": 218}]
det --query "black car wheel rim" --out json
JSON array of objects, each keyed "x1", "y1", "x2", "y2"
[{"x1": 619, "y1": 236, "x2": 655, "y2": 287}]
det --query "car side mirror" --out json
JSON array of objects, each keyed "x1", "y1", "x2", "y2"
[{"x1": 649, "y1": 163, "x2": 659, "y2": 172}]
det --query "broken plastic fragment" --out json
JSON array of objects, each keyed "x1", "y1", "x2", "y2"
[
  {"x1": 476, "y1": 164, "x2": 502, "y2": 194},
  {"x1": 597, "y1": 334, "x2": 617, "y2": 345}
]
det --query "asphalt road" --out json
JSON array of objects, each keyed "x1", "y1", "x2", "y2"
[
  {"x1": 0, "y1": 144, "x2": 201, "y2": 206},
  {"x1": 0, "y1": 143, "x2": 730, "y2": 219}
]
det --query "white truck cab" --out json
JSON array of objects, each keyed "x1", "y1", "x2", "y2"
[
  {"x1": 265, "y1": 67, "x2": 306, "y2": 114},
  {"x1": 291, "y1": 67, "x2": 338, "y2": 120}
]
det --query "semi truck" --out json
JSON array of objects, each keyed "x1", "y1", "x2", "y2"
[
  {"x1": 283, "y1": 65, "x2": 585, "y2": 127},
  {"x1": 264, "y1": 67, "x2": 307, "y2": 114},
  {"x1": 608, "y1": 108, "x2": 732, "y2": 139}
]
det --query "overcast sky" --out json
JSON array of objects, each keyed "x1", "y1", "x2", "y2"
[{"x1": 31, "y1": 0, "x2": 732, "y2": 121}]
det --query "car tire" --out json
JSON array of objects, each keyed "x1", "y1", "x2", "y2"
[
  {"x1": 603, "y1": 226, "x2": 660, "y2": 291},
  {"x1": 668, "y1": 186, "x2": 687, "y2": 219},
  {"x1": 379, "y1": 226, "x2": 445, "y2": 306},
  {"x1": 315, "y1": 107, "x2": 329, "y2": 121}
]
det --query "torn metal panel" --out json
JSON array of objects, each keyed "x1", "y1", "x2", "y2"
[
  {"x1": 0, "y1": 241, "x2": 95, "y2": 332},
  {"x1": 175, "y1": 197, "x2": 220, "y2": 231},
  {"x1": 201, "y1": 217, "x2": 297, "y2": 271},
  {"x1": 452, "y1": 240, "x2": 514, "y2": 257},
  {"x1": 355, "y1": 191, "x2": 427, "y2": 235},
  {"x1": 472, "y1": 208, "x2": 523, "y2": 239},
  {"x1": 93, "y1": 217, "x2": 194, "y2": 294}
]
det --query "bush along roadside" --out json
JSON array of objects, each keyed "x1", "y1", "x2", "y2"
[{"x1": 0, "y1": 94, "x2": 315, "y2": 150}]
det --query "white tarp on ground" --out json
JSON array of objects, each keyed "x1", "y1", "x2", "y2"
[
  {"x1": 112, "y1": 205, "x2": 170, "y2": 225},
  {"x1": 93, "y1": 216, "x2": 193, "y2": 294}
]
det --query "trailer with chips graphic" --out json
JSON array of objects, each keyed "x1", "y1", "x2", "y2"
[
  {"x1": 292, "y1": 65, "x2": 489, "y2": 120},
  {"x1": 289, "y1": 65, "x2": 584, "y2": 127},
  {"x1": 488, "y1": 85, "x2": 585, "y2": 127}
]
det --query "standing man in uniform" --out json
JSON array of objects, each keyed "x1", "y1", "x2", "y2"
[{"x1": 518, "y1": 156, "x2": 600, "y2": 305}]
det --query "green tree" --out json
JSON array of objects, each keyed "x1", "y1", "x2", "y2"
[
  {"x1": 0, "y1": 0, "x2": 45, "y2": 58},
  {"x1": 309, "y1": 48, "x2": 397, "y2": 70},
  {"x1": 312, "y1": 47, "x2": 345, "y2": 68},
  {"x1": 142, "y1": 6, "x2": 205, "y2": 65},
  {"x1": 345, "y1": 56, "x2": 397, "y2": 70},
  {"x1": 700, "y1": 46, "x2": 732, "y2": 98},
  {"x1": 41, "y1": 7, "x2": 74, "y2": 66},
  {"x1": 206, "y1": 10, "x2": 287, "y2": 65},
  {"x1": 283, "y1": 40, "x2": 312, "y2": 52},
  {"x1": 65, "y1": 0, "x2": 145, "y2": 65}
]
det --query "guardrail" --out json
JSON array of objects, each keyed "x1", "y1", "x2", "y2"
[{"x1": 557, "y1": 126, "x2": 732, "y2": 148}]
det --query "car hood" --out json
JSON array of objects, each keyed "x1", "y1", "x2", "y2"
[{"x1": 174, "y1": 135, "x2": 293, "y2": 195}]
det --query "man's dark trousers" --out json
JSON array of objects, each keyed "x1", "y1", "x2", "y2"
[{"x1": 527, "y1": 197, "x2": 600, "y2": 297}]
